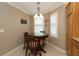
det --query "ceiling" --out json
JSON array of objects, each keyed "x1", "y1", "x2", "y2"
[{"x1": 8, "y1": 2, "x2": 64, "y2": 15}]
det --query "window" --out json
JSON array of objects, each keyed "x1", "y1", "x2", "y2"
[
  {"x1": 50, "y1": 12, "x2": 58, "y2": 38},
  {"x1": 34, "y1": 16, "x2": 44, "y2": 34}
]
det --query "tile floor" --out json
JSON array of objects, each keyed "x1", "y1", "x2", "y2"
[{"x1": 4, "y1": 43, "x2": 67, "y2": 56}]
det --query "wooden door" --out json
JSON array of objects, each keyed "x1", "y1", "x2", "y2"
[
  {"x1": 73, "y1": 3, "x2": 79, "y2": 37},
  {"x1": 72, "y1": 39, "x2": 79, "y2": 56},
  {"x1": 66, "y1": 14, "x2": 73, "y2": 55},
  {"x1": 66, "y1": 2, "x2": 73, "y2": 55},
  {"x1": 72, "y1": 45, "x2": 79, "y2": 56},
  {"x1": 66, "y1": 2, "x2": 79, "y2": 56}
]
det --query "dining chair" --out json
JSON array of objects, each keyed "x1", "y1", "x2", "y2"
[
  {"x1": 25, "y1": 35, "x2": 41, "y2": 56},
  {"x1": 39, "y1": 31, "x2": 48, "y2": 48},
  {"x1": 23, "y1": 32, "x2": 28, "y2": 49},
  {"x1": 40, "y1": 35, "x2": 48, "y2": 48}
]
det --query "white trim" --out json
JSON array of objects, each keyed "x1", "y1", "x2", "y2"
[
  {"x1": 3, "y1": 44, "x2": 23, "y2": 56},
  {"x1": 6, "y1": 2, "x2": 31, "y2": 15},
  {"x1": 46, "y1": 42, "x2": 66, "y2": 53}
]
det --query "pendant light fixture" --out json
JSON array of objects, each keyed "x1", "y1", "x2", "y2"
[{"x1": 34, "y1": 2, "x2": 44, "y2": 19}]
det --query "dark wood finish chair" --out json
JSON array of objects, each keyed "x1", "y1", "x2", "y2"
[
  {"x1": 23, "y1": 32, "x2": 28, "y2": 49},
  {"x1": 25, "y1": 35, "x2": 41, "y2": 56},
  {"x1": 39, "y1": 31, "x2": 48, "y2": 48},
  {"x1": 40, "y1": 35, "x2": 48, "y2": 48}
]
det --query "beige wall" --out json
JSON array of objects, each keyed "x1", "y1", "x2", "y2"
[
  {"x1": 48, "y1": 5, "x2": 66, "y2": 50},
  {"x1": 30, "y1": 15, "x2": 34, "y2": 33},
  {"x1": 0, "y1": 3, "x2": 31, "y2": 55}
]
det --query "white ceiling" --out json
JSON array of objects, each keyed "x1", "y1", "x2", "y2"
[{"x1": 8, "y1": 2, "x2": 64, "y2": 15}]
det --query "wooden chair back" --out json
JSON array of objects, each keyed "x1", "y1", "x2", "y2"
[{"x1": 26, "y1": 35, "x2": 39, "y2": 49}]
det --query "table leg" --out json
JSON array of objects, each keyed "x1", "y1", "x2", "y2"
[{"x1": 40, "y1": 45, "x2": 46, "y2": 53}]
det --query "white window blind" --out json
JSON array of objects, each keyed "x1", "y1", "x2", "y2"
[{"x1": 50, "y1": 12, "x2": 58, "y2": 38}]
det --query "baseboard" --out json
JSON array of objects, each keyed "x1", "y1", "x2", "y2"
[
  {"x1": 3, "y1": 44, "x2": 23, "y2": 56},
  {"x1": 3, "y1": 42, "x2": 66, "y2": 56},
  {"x1": 46, "y1": 42, "x2": 66, "y2": 53}
]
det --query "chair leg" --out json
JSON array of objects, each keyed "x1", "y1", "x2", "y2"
[
  {"x1": 23, "y1": 40, "x2": 26, "y2": 50},
  {"x1": 39, "y1": 46, "x2": 42, "y2": 56},
  {"x1": 34, "y1": 51, "x2": 36, "y2": 56},
  {"x1": 28, "y1": 50, "x2": 33, "y2": 56},
  {"x1": 43, "y1": 41, "x2": 46, "y2": 48},
  {"x1": 42, "y1": 40, "x2": 44, "y2": 48},
  {"x1": 39, "y1": 51, "x2": 41, "y2": 56},
  {"x1": 34, "y1": 50, "x2": 37, "y2": 56},
  {"x1": 25, "y1": 48, "x2": 28, "y2": 56}
]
